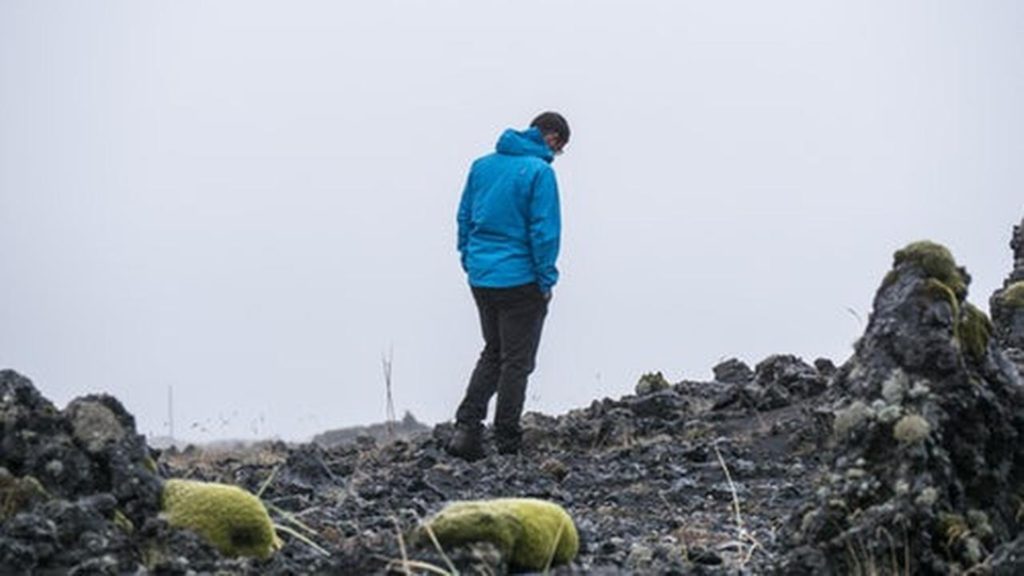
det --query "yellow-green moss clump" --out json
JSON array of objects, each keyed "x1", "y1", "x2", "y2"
[
  {"x1": 919, "y1": 278, "x2": 959, "y2": 313},
  {"x1": 635, "y1": 371, "x2": 671, "y2": 395},
  {"x1": 960, "y1": 303, "x2": 993, "y2": 363},
  {"x1": 424, "y1": 498, "x2": 579, "y2": 571},
  {"x1": 998, "y1": 282, "x2": 1024, "y2": 308},
  {"x1": 162, "y1": 478, "x2": 281, "y2": 559},
  {"x1": 893, "y1": 241, "x2": 967, "y2": 299}
]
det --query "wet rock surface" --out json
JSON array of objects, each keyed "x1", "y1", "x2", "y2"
[{"x1": 2, "y1": 225, "x2": 1023, "y2": 574}]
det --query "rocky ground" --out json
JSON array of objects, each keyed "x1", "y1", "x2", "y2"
[{"x1": 3, "y1": 219, "x2": 1024, "y2": 575}]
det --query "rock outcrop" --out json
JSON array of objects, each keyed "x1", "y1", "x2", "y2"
[
  {"x1": 779, "y1": 240, "x2": 1024, "y2": 574},
  {"x1": 0, "y1": 370, "x2": 165, "y2": 572},
  {"x1": 992, "y1": 216, "x2": 1024, "y2": 370}
]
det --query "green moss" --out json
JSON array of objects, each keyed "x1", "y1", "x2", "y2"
[
  {"x1": 893, "y1": 241, "x2": 968, "y2": 299},
  {"x1": 113, "y1": 509, "x2": 134, "y2": 533},
  {"x1": 959, "y1": 303, "x2": 992, "y2": 363},
  {"x1": 919, "y1": 279, "x2": 959, "y2": 313},
  {"x1": 162, "y1": 478, "x2": 281, "y2": 559},
  {"x1": 998, "y1": 282, "x2": 1024, "y2": 308},
  {"x1": 425, "y1": 498, "x2": 579, "y2": 571},
  {"x1": 635, "y1": 371, "x2": 671, "y2": 395},
  {"x1": 0, "y1": 473, "x2": 49, "y2": 521}
]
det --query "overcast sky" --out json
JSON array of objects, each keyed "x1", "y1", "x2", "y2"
[{"x1": 1, "y1": 1, "x2": 1021, "y2": 442}]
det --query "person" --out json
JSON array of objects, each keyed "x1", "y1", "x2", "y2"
[{"x1": 447, "y1": 111, "x2": 570, "y2": 461}]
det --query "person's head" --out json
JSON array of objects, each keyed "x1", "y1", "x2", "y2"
[{"x1": 530, "y1": 111, "x2": 570, "y2": 156}]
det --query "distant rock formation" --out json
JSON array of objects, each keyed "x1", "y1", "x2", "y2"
[{"x1": 311, "y1": 410, "x2": 429, "y2": 447}]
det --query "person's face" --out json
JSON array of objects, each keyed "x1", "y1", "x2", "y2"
[{"x1": 543, "y1": 132, "x2": 566, "y2": 157}]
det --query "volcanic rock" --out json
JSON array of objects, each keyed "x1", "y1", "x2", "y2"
[
  {"x1": 778, "y1": 240, "x2": 1024, "y2": 574},
  {"x1": 712, "y1": 358, "x2": 753, "y2": 384}
]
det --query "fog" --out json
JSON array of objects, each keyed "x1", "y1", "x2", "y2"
[{"x1": 2, "y1": 1, "x2": 1021, "y2": 442}]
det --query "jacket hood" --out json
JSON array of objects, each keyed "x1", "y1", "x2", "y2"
[{"x1": 495, "y1": 127, "x2": 554, "y2": 162}]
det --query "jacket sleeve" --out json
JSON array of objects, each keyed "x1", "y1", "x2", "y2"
[
  {"x1": 456, "y1": 169, "x2": 474, "y2": 272},
  {"x1": 529, "y1": 166, "x2": 561, "y2": 293}
]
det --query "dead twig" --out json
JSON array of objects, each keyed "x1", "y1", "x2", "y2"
[
  {"x1": 273, "y1": 523, "x2": 330, "y2": 557},
  {"x1": 419, "y1": 518, "x2": 458, "y2": 575}
]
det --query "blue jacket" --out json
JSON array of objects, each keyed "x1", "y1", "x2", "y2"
[{"x1": 457, "y1": 127, "x2": 561, "y2": 294}]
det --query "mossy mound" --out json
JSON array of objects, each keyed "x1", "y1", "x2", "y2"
[
  {"x1": 998, "y1": 281, "x2": 1024, "y2": 308},
  {"x1": 960, "y1": 302, "x2": 993, "y2": 363},
  {"x1": 424, "y1": 498, "x2": 578, "y2": 571},
  {"x1": 162, "y1": 479, "x2": 281, "y2": 560},
  {"x1": 635, "y1": 371, "x2": 671, "y2": 395},
  {"x1": 893, "y1": 240, "x2": 968, "y2": 299}
]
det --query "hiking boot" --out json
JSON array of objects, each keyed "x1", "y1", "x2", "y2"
[{"x1": 446, "y1": 423, "x2": 485, "y2": 461}]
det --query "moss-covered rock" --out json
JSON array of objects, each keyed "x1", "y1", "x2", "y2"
[
  {"x1": 424, "y1": 498, "x2": 579, "y2": 571},
  {"x1": 998, "y1": 282, "x2": 1024, "y2": 308},
  {"x1": 893, "y1": 241, "x2": 968, "y2": 299},
  {"x1": 635, "y1": 372, "x2": 671, "y2": 395},
  {"x1": 161, "y1": 478, "x2": 281, "y2": 559},
  {"x1": 0, "y1": 468, "x2": 49, "y2": 521},
  {"x1": 959, "y1": 303, "x2": 993, "y2": 363},
  {"x1": 919, "y1": 278, "x2": 959, "y2": 314}
]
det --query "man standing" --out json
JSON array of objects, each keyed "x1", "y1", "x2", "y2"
[{"x1": 447, "y1": 112, "x2": 570, "y2": 461}]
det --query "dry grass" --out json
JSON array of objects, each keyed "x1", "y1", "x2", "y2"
[{"x1": 713, "y1": 442, "x2": 766, "y2": 567}]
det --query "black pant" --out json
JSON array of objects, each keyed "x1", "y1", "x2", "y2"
[{"x1": 455, "y1": 283, "x2": 549, "y2": 436}]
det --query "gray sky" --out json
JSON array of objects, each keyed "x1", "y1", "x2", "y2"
[{"x1": 2, "y1": 1, "x2": 1021, "y2": 442}]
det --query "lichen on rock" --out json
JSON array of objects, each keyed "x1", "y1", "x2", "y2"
[
  {"x1": 161, "y1": 478, "x2": 281, "y2": 560},
  {"x1": 892, "y1": 413, "x2": 930, "y2": 444}
]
